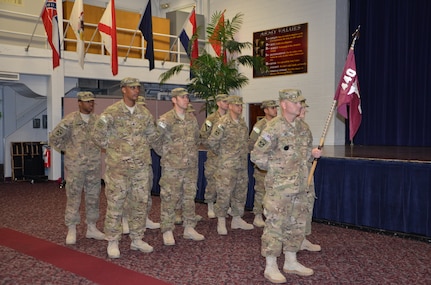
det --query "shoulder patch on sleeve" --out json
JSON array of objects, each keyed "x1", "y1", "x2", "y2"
[
  {"x1": 54, "y1": 127, "x2": 66, "y2": 137},
  {"x1": 205, "y1": 120, "x2": 212, "y2": 131},
  {"x1": 213, "y1": 124, "x2": 224, "y2": 137},
  {"x1": 100, "y1": 115, "x2": 108, "y2": 124},
  {"x1": 96, "y1": 117, "x2": 106, "y2": 129},
  {"x1": 158, "y1": 121, "x2": 167, "y2": 129},
  {"x1": 257, "y1": 132, "x2": 271, "y2": 148},
  {"x1": 252, "y1": 126, "x2": 261, "y2": 134}
]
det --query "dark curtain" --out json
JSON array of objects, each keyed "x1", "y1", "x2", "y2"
[
  {"x1": 349, "y1": 0, "x2": 431, "y2": 146},
  {"x1": 313, "y1": 158, "x2": 431, "y2": 238}
]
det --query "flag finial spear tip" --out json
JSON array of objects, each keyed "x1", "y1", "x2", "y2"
[{"x1": 352, "y1": 25, "x2": 361, "y2": 39}]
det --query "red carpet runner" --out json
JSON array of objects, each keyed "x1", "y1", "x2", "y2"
[{"x1": 0, "y1": 228, "x2": 169, "y2": 285}]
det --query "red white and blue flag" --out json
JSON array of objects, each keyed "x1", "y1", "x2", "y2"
[
  {"x1": 334, "y1": 48, "x2": 362, "y2": 141},
  {"x1": 42, "y1": 0, "x2": 61, "y2": 69},
  {"x1": 98, "y1": 0, "x2": 118, "y2": 75},
  {"x1": 179, "y1": 7, "x2": 198, "y2": 61}
]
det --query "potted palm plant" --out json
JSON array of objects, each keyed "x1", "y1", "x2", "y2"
[{"x1": 159, "y1": 11, "x2": 267, "y2": 113}]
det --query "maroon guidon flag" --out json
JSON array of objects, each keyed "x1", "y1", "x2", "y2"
[{"x1": 333, "y1": 48, "x2": 362, "y2": 141}]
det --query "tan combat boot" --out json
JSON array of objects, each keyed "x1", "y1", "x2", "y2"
[
  {"x1": 264, "y1": 256, "x2": 287, "y2": 283},
  {"x1": 283, "y1": 251, "x2": 314, "y2": 276}
]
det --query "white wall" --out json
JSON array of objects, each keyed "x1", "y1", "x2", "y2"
[{"x1": 208, "y1": 0, "x2": 349, "y2": 146}]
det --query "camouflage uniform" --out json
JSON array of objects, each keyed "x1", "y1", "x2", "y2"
[
  {"x1": 200, "y1": 110, "x2": 223, "y2": 204},
  {"x1": 206, "y1": 109, "x2": 249, "y2": 218},
  {"x1": 249, "y1": 117, "x2": 269, "y2": 216},
  {"x1": 123, "y1": 96, "x2": 157, "y2": 228},
  {"x1": 157, "y1": 108, "x2": 200, "y2": 232},
  {"x1": 92, "y1": 100, "x2": 160, "y2": 242},
  {"x1": 50, "y1": 110, "x2": 101, "y2": 227},
  {"x1": 305, "y1": 160, "x2": 316, "y2": 236},
  {"x1": 251, "y1": 115, "x2": 313, "y2": 257},
  {"x1": 299, "y1": 101, "x2": 317, "y2": 238}
]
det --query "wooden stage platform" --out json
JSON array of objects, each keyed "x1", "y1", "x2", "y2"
[{"x1": 321, "y1": 145, "x2": 431, "y2": 163}]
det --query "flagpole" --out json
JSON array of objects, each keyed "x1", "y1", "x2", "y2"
[
  {"x1": 85, "y1": 28, "x2": 99, "y2": 55},
  {"x1": 161, "y1": 37, "x2": 179, "y2": 65},
  {"x1": 307, "y1": 25, "x2": 361, "y2": 186},
  {"x1": 123, "y1": 9, "x2": 144, "y2": 63},
  {"x1": 25, "y1": 0, "x2": 47, "y2": 52},
  {"x1": 61, "y1": 22, "x2": 71, "y2": 50}
]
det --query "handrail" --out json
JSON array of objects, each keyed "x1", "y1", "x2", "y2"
[
  {"x1": 0, "y1": 9, "x2": 39, "y2": 19},
  {"x1": 0, "y1": 8, "x2": 193, "y2": 64}
]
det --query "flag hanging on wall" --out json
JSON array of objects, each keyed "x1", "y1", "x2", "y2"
[
  {"x1": 333, "y1": 48, "x2": 362, "y2": 141},
  {"x1": 179, "y1": 7, "x2": 198, "y2": 61},
  {"x1": 209, "y1": 11, "x2": 226, "y2": 63},
  {"x1": 42, "y1": 0, "x2": 61, "y2": 69},
  {"x1": 69, "y1": 0, "x2": 84, "y2": 68},
  {"x1": 139, "y1": 0, "x2": 155, "y2": 71},
  {"x1": 98, "y1": 0, "x2": 118, "y2": 75}
]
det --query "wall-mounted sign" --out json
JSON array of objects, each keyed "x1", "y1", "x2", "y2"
[{"x1": 253, "y1": 23, "x2": 308, "y2": 78}]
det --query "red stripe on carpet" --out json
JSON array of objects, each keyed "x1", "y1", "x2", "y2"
[{"x1": 0, "y1": 228, "x2": 169, "y2": 285}]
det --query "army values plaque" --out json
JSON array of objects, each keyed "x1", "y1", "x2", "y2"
[{"x1": 253, "y1": 23, "x2": 308, "y2": 78}]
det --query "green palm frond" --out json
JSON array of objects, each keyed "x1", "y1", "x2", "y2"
[
  {"x1": 159, "y1": 64, "x2": 186, "y2": 84},
  {"x1": 225, "y1": 40, "x2": 252, "y2": 54},
  {"x1": 225, "y1": 13, "x2": 243, "y2": 36},
  {"x1": 159, "y1": 11, "x2": 263, "y2": 113}
]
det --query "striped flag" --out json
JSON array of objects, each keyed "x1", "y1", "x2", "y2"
[
  {"x1": 69, "y1": 0, "x2": 84, "y2": 68},
  {"x1": 98, "y1": 0, "x2": 118, "y2": 75},
  {"x1": 41, "y1": 0, "x2": 61, "y2": 69},
  {"x1": 179, "y1": 7, "x2": 198, "y2": 61}
]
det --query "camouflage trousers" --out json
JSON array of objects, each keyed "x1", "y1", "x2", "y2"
[
  {"x1": 253, "y1": 167, "x2": 267, "y2": 215},
  {"x1": 104, "y1": 164, "x2": 151, "y2": 241},
  {"x1": 64, "y1": 167, "x2": 101, "y2": 227},
  {"x1": 203, "y1": 156, "x2": 217, "y2": 203},
  {"x1": 261, "y1": 191, "x2": 308, "y2": 257},
  {"x1": 123, "y1": 169, "x2": 154, "y2": 222},
  {"x1": 214, "y1": 167, "x2": 248, "y2": 218},
  {"x1": 305, "y1": 184, "x2": 316, "y2": 236},
  {"x1": 159, "y1": 167, "x2": 198, "y2": 232}
]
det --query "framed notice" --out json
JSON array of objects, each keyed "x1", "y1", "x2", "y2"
[{"x1": 253, "y1": 23, "x2": 308, "y2": 78}]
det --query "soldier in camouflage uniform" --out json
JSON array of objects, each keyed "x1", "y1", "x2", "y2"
[
  {"x1": 298, "y1": 101, "x2": 321, "y2": 252},
  {"x1": 174, "y1": 102, "x2": 203, "y2": 225},
  {"x1": 157, "y1": 88, "x2": 205, "y2": 246},
  {"x1": 92, "y1": 78, "x2": 161, "y2": 258},
  {"x1": 248, "y1": 99, "x2": 278, "y2": 228},
  {"x1": 121, "y1": 95, "x2": 160, "y2": 234},
  {"x1": 250, "y1": 89, "x2": 322, "y2": 283},
  {"x1": 49, "y1": 91, "x2": 105, "y2": 245},
  {"x1": 207, "y1": 95, "x2": 254, "y2": 235},
  {"x1": 199, "y1": 94, "x2": 229, "y2": 219}
]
